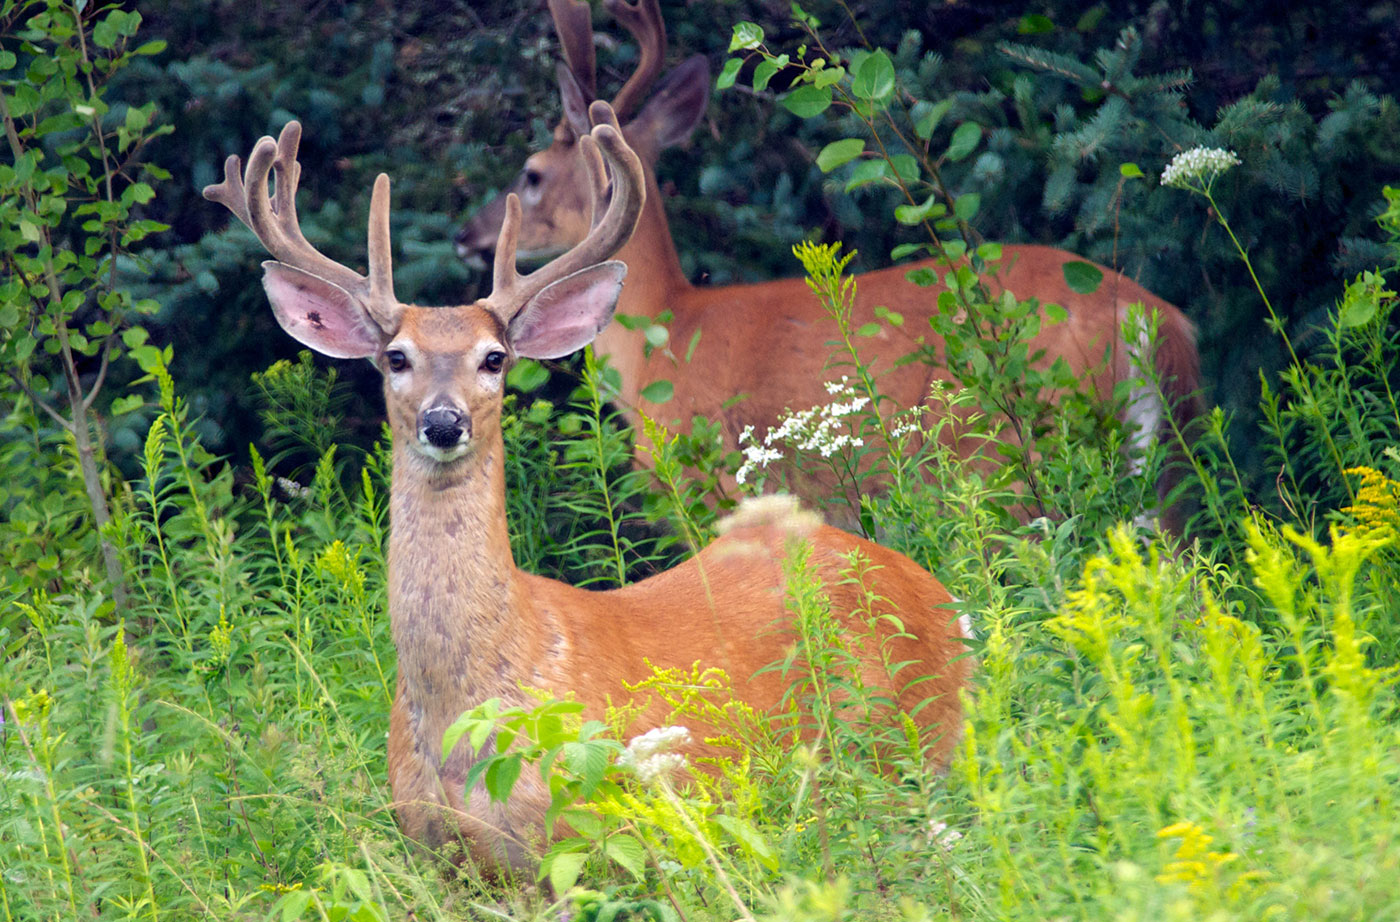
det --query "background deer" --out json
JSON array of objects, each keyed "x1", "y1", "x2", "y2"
[
  {"x1": 455, "y1": 0, "x2": 1205, "y2": 532},
  {"x1": 205, "y1": 106, "x2": 969, "y2": 873}
]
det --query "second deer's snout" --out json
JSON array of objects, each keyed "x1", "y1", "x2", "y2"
[{"x1": 419, "y1": 406, "x2": 470, "y2": 449}]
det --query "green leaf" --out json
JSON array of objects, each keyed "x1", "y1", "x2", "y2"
[
  {"x1": 946, "y1": 122, "x2": 982, "y2": 161},
  {"x1": 278, "y1": 890, "x2": 313, "y2": 922},
  {"x1": 507, "y1": 358, "x2": 549, "y2": 392},
  {"x1": 812, "y1": 65, "x2": 845, "y2": 89},
  {"x1": 782, "y1": 84, "x2": 831, "y2": 118},
  {"x1": 0, "y1": 51, "x2": 15, "y2": 70},
  {"x1": 844, "y1": 158, "x2": 890, "y2": 191},
  {"x1": 484, "y1": 754, "x2": 523, "y2": 803},
  {"x1": 1062, "y1": 260, "x2": 1104, "y2": 295},
  {"x1": 816, "y1": 138, "x2": 864, "y2": 173},
  {"x1": 914, "y1": 99, "x2": 954, "y2": 140},
  {"x1": 856, "y1": 322, "x2": 881, "y2": 337},
  {"x1": 717, "y1": 58, "x2": 742, "y2": 90},
  {"x1": 546, "y1": 850, "x2": 588, "y2": 894},
  {"x1": 1120, "y1": 162, "x2": 1144, "y2": 178},
  {"x1": 890, "y1": 242, "x2": 930, "y2": 261},
  {"x1": 1340, "y1": 291, "x2": 1379, "y2": 328},
  {"x1": 894, "y1": 194, "x2": 940, "y2": 226},
  {"x1": 713, "y1": 815, "x2": 777, "y2": 869},
  {"x1": 639, "y1": 379, "x2": 673, "y2": 403},
  {"x1": 752, "y1": 59, "x2": 779, "y2": 92},
  {"x1": 953, "y1": 192, "x2": 981, "y2": 221},
  {"x1": 685, "y1": 327, "x2": 702, "y2": 362},
  {"x1": 851, "y1": 49, "x2": 894, "y2": 102},
  {"x1": 906, "y1": 267, "x2": 938, "y2": 287},
  {"x1": 1043, "y1": 303, "x2": 1069, "y2": 325},
  {"x1": 643, "y1": 324, "x2": 669, "y2": 348},
  {"x1": 110, "y1": 394, "x2": 144, "y2": 415},
  {"x1": 605, "y1": 834, "x2": 647, "y2": 880},
  {"x1": 1018, "y1": 13, "x2": 1055, "y2": 34},
  {"x1": 729, "y1": 21, "x2": 764, "y2": 52}
]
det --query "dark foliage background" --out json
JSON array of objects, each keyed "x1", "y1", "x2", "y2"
[{"x1": 85, "y1": 0, "x2": 1400, "y2": 488}]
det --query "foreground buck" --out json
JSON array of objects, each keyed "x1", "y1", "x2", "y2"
[
  {"x1": 206, "y1": 107, "x2": 969, "y2": 872},
  {"x1": 456, "y1": 0, "x2": 1204, "y2": 531}
]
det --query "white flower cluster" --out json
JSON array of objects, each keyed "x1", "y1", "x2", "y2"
[
  {"x1": 1160, "y1": 147, "x2": 1241, "y2": 190},
  {"x1": 618, "y1": 725, "x2": 691, "y2": 783},
  {"x1": 735, "y1": 378, "x2": 870, "y2": 485}
]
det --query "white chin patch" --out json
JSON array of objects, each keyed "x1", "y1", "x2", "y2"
[{"x1": 415, "y1": 440, "x2": 471, "y2": 463}]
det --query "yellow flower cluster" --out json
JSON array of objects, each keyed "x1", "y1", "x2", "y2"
[
  {"x1": 1343, "y1": 466, "x2": 1400, "y2": 536},
  {"x1": 1155, "y1": 820, "x2": 1238, "y2": 892}
]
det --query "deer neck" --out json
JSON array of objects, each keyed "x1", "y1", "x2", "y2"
[
  {"x1": 592, "y1": 167, "x2": 692, "y2": 408},
  {"x1": 386, "y1": 432, "x2": 530, "y2": 757}
]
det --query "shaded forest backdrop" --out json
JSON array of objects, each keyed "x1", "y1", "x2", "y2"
[{"x1": 43, "y1": 0, "x2": 1400, "y2": 484}]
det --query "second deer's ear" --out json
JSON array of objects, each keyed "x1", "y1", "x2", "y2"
[
  {"x1": 262, "y1": 262, "x2": 386, "y2": 359},
  {"x1": 557, "y1": 63, "x2": 594, "y2": 140},
  {"x1": 507, "y1": 262, "x2": 626, "y2": 359},
  {"x1": 627, "y1": 54, "x2": 710, "y2": 151}
]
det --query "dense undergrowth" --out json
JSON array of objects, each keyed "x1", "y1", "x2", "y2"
[{"x1": 5, "y1": 2, "x2": 1400, "y2": 921}]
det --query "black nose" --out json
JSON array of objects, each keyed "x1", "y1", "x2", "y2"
[{"x1": 420, "y1": 407, "x2": 468, "y2": 449}]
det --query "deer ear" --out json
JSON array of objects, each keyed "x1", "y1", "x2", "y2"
[
  {"x1": 261, "y1": 262, "x2": 386, "y2": 359},
  {"x1": 557, "y1": 63, "x2": 593, "y2": 140},
  {"x1": 507, "y1": 262, "x2": 626, "y2": 359},
  {"x1": 628, "y1": 55, "x2": 709, "y2": 150}
]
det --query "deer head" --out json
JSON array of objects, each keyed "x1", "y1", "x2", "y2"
[
  {"x1": 455, "y1": 0, "x2": 709, "y2": 267},
  {"x1": 206, "y1": 103, "x2": 645, "y2": 463}
]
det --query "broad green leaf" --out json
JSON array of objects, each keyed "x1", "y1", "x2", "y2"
[
  {"x1": 856, "y1": 322, "x2": 881, "y2": 336},
  {"x1": 914, "y1": 99, "x2": 954, "y2": 140},
  {"x1": 605, "y1": 834, "x2": 647, "y2": 879},
  {"x1": 946, "y1": 122, "x2": 982, "y2": 161},
  {"x1": 753, "y1": 58, "x2": 780, "y2": 92},
  {"x1": 729, "y1": 21, "x2": 764, "y2": 52},
  {"x1": 812, "y1": 65, "x2": 845, "y2": 89},
  {"x1": 1043, "y1": 303, "x2": 1069, "y2": 325},
  {"x1": 852, "y1": 49, "x2": 894, "y2": 102},
  {"x1": 906, "y1": 267, "x2": 938, "y2": 287},
  {"x1": 894, "y1": 194, "x2": 939, "y2": 226},
  {"x1": 844, "y1": 158, "x2": 890, "y2": 191},
  {"x1": 1340, "y1": 291, "x2": 1379, "y2": 328},
  {"x1": 816, "y1": 138, "x2": 864, "y2": 173},
  {"x1": 508, "y1": 358, "x2": 550, "y2": 393},
  {"x1": 782, "y1": 84, "x2": 831, "y2": 118},
  {"x1": 644, "y1": 324, "x2": 669, "y2": 348},
  {"x1": 1062, "y1": 260, "x2": 1104, "y2": 295},
  {"x1": 1120, "y1": 162, "x2": 1144, "y2": 178},
  {"x1": 639, "y1": 379, "x2": 673, "y2": 403},
  {"x1": 547, "y1": 850, "x2": 587, "y2": 894},
  {"x1": 889, "y1": 154, "x2": 921, "y2": 181},
  {"x1": 717, "y1": 58, "x2": 742, "y2": 90},
  {"x1": 953, "y1": 192, "x2": 981, "y2": 221},
  {"x1": 484, "y1": 754, "x2": 523, "y2": 803}
]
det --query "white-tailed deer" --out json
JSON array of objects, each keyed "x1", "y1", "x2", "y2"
[
  {"x1": 206, "y1": 106, "x2": 969, "y2": 873},
  {"x1": 455, "y1": 0, "x2": 1204, "y2": 532}
]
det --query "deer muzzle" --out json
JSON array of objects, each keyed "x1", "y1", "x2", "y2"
[{"x1": 419, "y1": 406, "x2": 470, "y2": 451}]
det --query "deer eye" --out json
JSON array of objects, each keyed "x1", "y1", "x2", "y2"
[
  {"x1": 522, "y1": 168, "x2": 542, "y2": 188},
  {"x1": 481, "y1": 351, "x2": 506, "y2": 374},
  {"x1": 385, "y1": 349, "x2": 409, "y2": 373}
]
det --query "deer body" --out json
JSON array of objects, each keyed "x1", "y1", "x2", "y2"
[
  {"x1": 456, "y1": 0, "x2": 1204, "y2": 529},
  {"x1": 208, "y1": 108, "x2": 968, "y2": 874}
]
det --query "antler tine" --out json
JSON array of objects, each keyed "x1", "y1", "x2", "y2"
[
  {"x1": 204, "y1": 154, "x2": 254, "y2": 229},
  {"x1": 487, "y1": 101, "x2": 644, "y2": 320},
  {"x1": 202, "y1": 121, "x2": 403, "y2": 331},
  {"x1": 605, "y1": 0, "x2": 665, "y2": 118},
  {"x1": 547, "y1": 0, "x2": 597, "y2": 100}
]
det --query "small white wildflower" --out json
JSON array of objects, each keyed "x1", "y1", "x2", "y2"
[
  {"x1": 619, "y1": 726, "x2": 691, "y2": 784},
  {"x1": 928, "y1": 820, "x2": 963, "y2": 851},
  {"x1": 1160, "y1": 147, "x2": 1241, "y2": 190}
]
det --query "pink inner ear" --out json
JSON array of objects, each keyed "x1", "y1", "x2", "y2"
[
  {"x1": 262, "y1": 263, "x2": 383, "y2": 359},
  {"x1": 509, "y1": 262, "x2": 627, "y2": 360}
]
